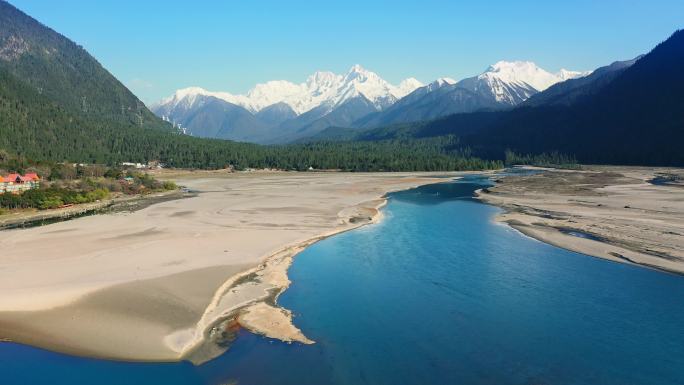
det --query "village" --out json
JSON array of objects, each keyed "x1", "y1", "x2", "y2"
[
  {"x1": 0, "y1": 161, "x2": 177, "y2": 218},
  {"x1": 0, "y1": 173, "x2": 41, "y2": 193},
  {"x1": 0, "y1": 160, "x2": 166, "y2": 194}
]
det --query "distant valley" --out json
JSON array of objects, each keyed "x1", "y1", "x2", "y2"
[
  {"x1": 326, "y1": 32, "x2": 684, "y2": 167},
  {"x1": 152, "y1": 62, "x2": 589, "y2": 144},
  {"x1": 1, "y1": 0, "x2": 682, "y2": 169}
]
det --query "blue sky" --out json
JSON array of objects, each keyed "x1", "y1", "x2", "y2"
[{"x1": 10, "y1": 0, "x2": 684, "y2": 103}]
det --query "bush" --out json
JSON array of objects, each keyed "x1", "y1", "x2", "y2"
[
  {"x1": 38, "y1": 196, "x2": 64, "y2": 210},
  {"x1": 162, "y1": 181, "x2": 177, "y2": 190},
  {"x1": 1, "y1": 187, "x2": 110, "y2": 211},
  {"x1": 504, "y1": 150, "x2": 581, "y2": 169},
  {"x1": 0, "y1": 159, "x2": 172, "y2": 212}
]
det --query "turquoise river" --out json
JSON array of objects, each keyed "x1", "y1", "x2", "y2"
[{"x1": 1, "y1": 175, "x2": 683, "y2": 384}]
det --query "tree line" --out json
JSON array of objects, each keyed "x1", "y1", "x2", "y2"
[
  {"x1": 0, "y1": 69, "x2": 501, "y2": 172},
  {"x1": 0, "y1": 168, "x2": 176, "y2": 212}
]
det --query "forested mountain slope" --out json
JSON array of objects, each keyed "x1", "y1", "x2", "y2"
[
  {"x1": 0, "y1": 1, "x2": 168, "y2": 131},
  {"x1": 334, "y1": 30, "x2": 684, "y2": 166}
]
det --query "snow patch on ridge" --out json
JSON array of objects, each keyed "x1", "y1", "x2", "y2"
[{"x1": 474, "y1": 61, "x2": 590, "y2": 103}]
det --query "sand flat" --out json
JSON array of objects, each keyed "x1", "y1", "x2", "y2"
[
  {"x1": 477, "y1": 166, "x2": 684, "y2": 274},
  {"x1": 0, "y1": 171, "x2": 456, "y2": 362}
]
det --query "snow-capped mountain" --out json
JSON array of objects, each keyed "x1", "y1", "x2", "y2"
[
  {"x1": 355, "y1": 61, "x2": 589, "y2": 129},
  {"x1": 457, "y1": 61, "x2": 590, "y2": 105},
  {"x1": 152, "y1": 61, "x2": 590, "y2": 143},
  {"x1": 151, "y1": 65, "x2": 422, "y2": 143},
  {"x1": 556, "y1": 68, "x2": 592, "y2": 81},
  {"x1": 154, "y1": 65, "x2": 422, "y2": 117},
  {"x1": 428, "y1": 77, "x2": 457, "y2": 90}
]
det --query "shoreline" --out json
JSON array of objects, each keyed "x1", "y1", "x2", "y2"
[
  {"x1": 501, "y1": 220, "x2": 684, "y2": 276},
  {"x1": 476, "y1": 166, "x2": 684, "y2": 275},
  {"x1": 0, "y1": 172, "x2": 460, "y2": 363},
  {"x1": 182, "y1": 197, "x2": 389, "y2": 364}
]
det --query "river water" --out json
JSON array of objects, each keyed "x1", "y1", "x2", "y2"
[{"x1": 2, "y1": 176, "x2": 683, "y2": 385}]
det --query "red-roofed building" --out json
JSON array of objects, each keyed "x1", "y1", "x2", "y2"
[{"x1": 0, "y1": 173, "x2": 41, "y2": 193}]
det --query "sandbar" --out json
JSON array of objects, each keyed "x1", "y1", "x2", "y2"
[
  {"x1": 0, "y1": 171, "x2": 459, "y2": 363},
  {"x1": 477, "y1": 166, "x2": 684, "y2": 274}
]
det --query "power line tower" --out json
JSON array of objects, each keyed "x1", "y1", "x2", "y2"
[{"x1": 136, "y1": 101, "x2": 143, "y2": 126}]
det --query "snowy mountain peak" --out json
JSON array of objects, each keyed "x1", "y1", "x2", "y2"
[
  {"x1": 442, "y1": 60, "x2": 592, "y2": 105},
  {"x1": 155, "y1": 86, "x2": 242, "y2": 111},
  {"x1": 174, "y1": 86, "x2": 207, "y2": 97},
  {"x1": 399, "y1": 78, "x2": 424, "y2": 93},
  {"x1": 306, "y1": 71, "x2": 342, "y2": 89},
  {"x1": 556, "y1": 68, "x2": 592, "y2": 81},
  {"x1": 481, "y1": 60, "x2": 559, "y2": 91},
  {"x1": 347, "y1": 63, "x2": 370, "y2": 75},
  {"x1": 245, "y1": 80, "x2": 302, "y2": 112},
  {"x1": 432, "y1": 77, "x2": 457, "y2": 87},
  {"x1": 479, "y1": 60, "x2": 591, "y2": 94},
  {"x1": 164, "y1": 86, "x2": 211, "y2": 105},
  {"x1": 343, "y1": 64, "x2": 383, "y2": 84},
  {"x1": 157, "y1": 66, "x2": 422, "y2": 116},
  {"x1": 331, "y1": 65, "x2": 422, "y2": 109}
]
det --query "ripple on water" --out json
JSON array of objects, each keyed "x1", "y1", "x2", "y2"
[{"x1": 2, "y1": 177, "x2": 684, "y2": 385}]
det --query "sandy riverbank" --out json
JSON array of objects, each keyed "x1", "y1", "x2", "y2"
[
  {"x1": 0, "y1": 171, "x2": 459, "y2": 363},
  {"x1": 477, "y1": 166, "x2": 684, "y2": 274}
]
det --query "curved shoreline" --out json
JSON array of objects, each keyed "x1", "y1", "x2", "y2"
[
  {"x1": 475, "y1": 166, "x2": 684, "y2": 275},
  {"x1": 181, "y1": 198, "x2": 389, "y2": 364},
  {"x1": 486, "y1": 208, "x2": 684, "y2": 276},
  {"x1": 0, "y1": 172, "x2": 457, "y2": 363}
]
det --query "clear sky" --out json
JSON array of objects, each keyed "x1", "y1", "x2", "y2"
[{"x1": 10, "y1": 0, "x2": 684, "y2": 104}]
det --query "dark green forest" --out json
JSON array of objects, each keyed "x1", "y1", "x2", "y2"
[
  {"x1": 4, "y1": 0, "x2": 681, "y2": 172},
  {"x1": 343, "y1": 30, "x2": 684, "y2": 167},
  {"x1": 0, "y1": 1, "x2": 500, "y2": 173},
  {"x1": 0, "y1": 1, "x2": 168, "y2": 132},
  {"x1": 0, "y1": 66, "x2": 500, "y2": 171}
]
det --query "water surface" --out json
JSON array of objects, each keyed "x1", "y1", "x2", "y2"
[{"x1": 2, "y1": 176, "x2": 683, "y2": 384}]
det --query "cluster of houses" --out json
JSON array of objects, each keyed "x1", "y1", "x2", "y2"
[
  {"x1": 0, "y1": 173, "x2": 41, "y2": 194},
  {"x1": 121, "y1": 161, "x2": 164, "y2": 170}
]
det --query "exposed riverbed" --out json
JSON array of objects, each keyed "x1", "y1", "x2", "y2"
[{"x1": 2, "y1": 175, "x2": 683, "y2": 385}]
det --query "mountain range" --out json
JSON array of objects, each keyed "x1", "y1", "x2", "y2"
[
  {"x1": 153, "y1": 62, "x2": 589, "y2": 144},
  {"x1": 355, "y1": 62, "x2": 589, "y2": 129},
  {"x1": 329, "y1": 29, "x2": 684, "y2": 166},
  {"x1": 152, "y1": 65, "x2": 422, "y2": 143},
  {"x1": 1, "y1": 0, "x2": 472, "y2": 172},
  {"x1": 2, "y1": 0, "x2": 682, "y2": 169}
]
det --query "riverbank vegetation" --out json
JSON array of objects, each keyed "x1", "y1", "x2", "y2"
[
  {"x1": 1, "y1": 57, "x2": 499, "y2": 172},
  {"x1": 0, "y1": 160, "x2": 177, "y2": 212},
  {"x1": 0, "y1": 85, "x2": 503, "y2": 172},
  {"x1": 504, "y1": 150, "x2": 581, "y2": 169},
  {"x1": 0, "y1": 187, "x2": 110, "y2": 210}
]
